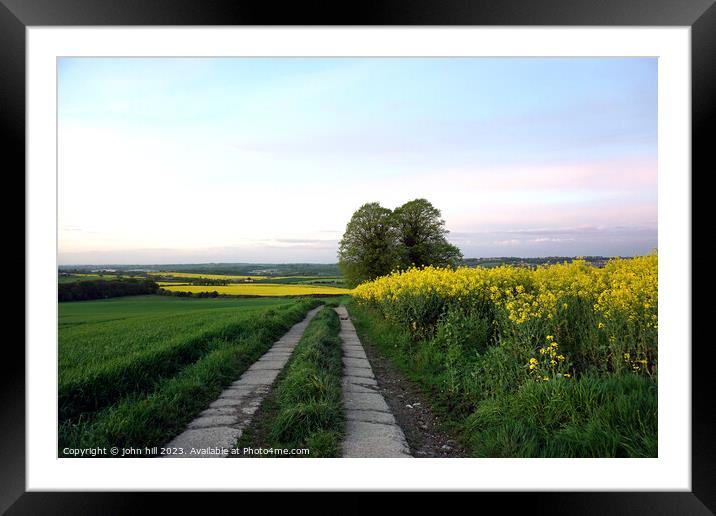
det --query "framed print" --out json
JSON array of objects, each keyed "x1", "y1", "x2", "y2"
[{"x1": 3, "y1": 0, "x2": 715, "y2": 513}]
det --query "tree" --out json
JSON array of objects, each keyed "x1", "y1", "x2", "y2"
[
  {"x1": 338, "y1": 199, "x2": 463, "y2": 287},
  {"x1": 391, "y1": 198, "x2": 463, "y2": 269},
  {"x1": 338, "y1": 202, "x2": 397, "y2": 287}
]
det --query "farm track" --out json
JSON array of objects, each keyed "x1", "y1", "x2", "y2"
[
  {"x1": 335, "y1": 306, "x2": 412, "y2": 458},
  {"x1": 355, "y1": 328, "x2": 465, "y2": 458},
  {"x1": 161, "y1": 306, "x2": 323, "y2": 457}
]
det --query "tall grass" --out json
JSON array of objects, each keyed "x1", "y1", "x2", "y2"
[{"x1": 463, "y1": 373, "x2": 657, "y2": 457}]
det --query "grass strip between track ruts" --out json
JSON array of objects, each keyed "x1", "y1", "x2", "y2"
[
  {"x1": 58, "y1": 299, "x2": 322, "y2": 456},
  {"x1": 234, "y1": 306, "x2": 344, "y2": 458}
]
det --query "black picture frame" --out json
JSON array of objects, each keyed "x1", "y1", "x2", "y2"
[{"x1": 3, "y1": 0, "x2": 714, "y2": 513}]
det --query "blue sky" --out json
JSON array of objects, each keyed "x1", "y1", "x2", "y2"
[{"x1": 58, "y1": 57, "x2": 657, "y2": 264}]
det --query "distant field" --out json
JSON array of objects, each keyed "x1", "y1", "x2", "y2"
[
  {"x1": 148, "y1": 271, "x2": 269, "y2": 281},
  {"x1": 162, "y1": 283, "x2": 351, "y2": 296},
  {"x1": 138, "y1": 263, "x2": 341, "y2": 277},
  {"x1": 59, "y1": 295, "x2": 320, "y2": 453},
  {"x1": 149, "y1": 271, "x2": 344, "y2": 285},
  {"x1": 254, "y1": 276, "x2": 345, "y2": 286}
]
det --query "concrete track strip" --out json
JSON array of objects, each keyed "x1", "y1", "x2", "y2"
[
  {"x1": 335, "y1": 306, "x2": 411, "y2": 458},
  {"x1": 162, "y1": 305, "x2": 323, "y2": 458}
]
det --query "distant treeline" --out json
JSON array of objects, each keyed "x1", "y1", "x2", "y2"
[
  {"x1": 156, "y1": 289, "x2": 344, "y2": 300},
  {"x1": 60, "y1": 263, "x2": 342, "y2": 277},
  {"x1": 59, "y1": 270, "x2": 146, "y2": 278},
  {"x1": 157, "y1": 289, "x2": 220, "y2": 298},
  {"x1": 462, "y1": 256, "x2": 621, "y2": 269},
  {"x1": 186, "y1": 278, "x2": 228, "y2": 286},
  {"x1": 58, "y1": 279, "x2": 159, "y2": 302}
]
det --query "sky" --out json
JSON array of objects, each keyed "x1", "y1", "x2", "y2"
[{"x1": 58, "y1": 57, "x2": 657, "y2": 265}]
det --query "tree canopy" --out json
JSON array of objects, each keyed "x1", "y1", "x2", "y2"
[
  {"x1": 338, "y1": 199, "x2": 462, "y2": 288},
  {"x1": 392, "y1": 198, "x2": 462, "y2": 270},
  {"x1": 337, "y1": 202, "x2": 397, "y2": 287},
  {"x1": 58, "y1": 279, "x2": 159, "y2": 302}
]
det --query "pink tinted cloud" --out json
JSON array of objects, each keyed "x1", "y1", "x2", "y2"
[
  {"x1": 449, "y1": 202, "x2": 656, "y2": 232},
  {"x1": 434, "y1": 156, "x2": 657, "y2": 192}
]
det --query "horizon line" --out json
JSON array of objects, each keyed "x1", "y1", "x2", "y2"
[{"x1": 57, "y1": 253, "x2": 653, "y2": 268}]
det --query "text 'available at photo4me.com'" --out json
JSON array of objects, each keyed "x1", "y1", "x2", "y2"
[{"x1": 62, "y1": 446, "x2": 312, "y2": 457}]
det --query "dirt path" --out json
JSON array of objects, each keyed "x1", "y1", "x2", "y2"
[
  {"x1": 335, "y1": 306, "x2": 412, "y2": 458},
  {"x1": 349, "y1": 312, "x2": 465, "y2": 458},
  {"x1": 161, "y1": 306, "x2": 323, "y2": 458}
]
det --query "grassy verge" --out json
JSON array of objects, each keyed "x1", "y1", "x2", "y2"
[
  {"x1": 58, "y1": 299, "x2": 321, "y2": 455},
  {"x1": 462, "y1": 373, "x2": 657, "y2": 457},
  {"x1": 347, "y1": 299, "x2": 657, "y2": 458},
  {"x1": 235, "y1": 306, "x2": 344, "y2": 457}
]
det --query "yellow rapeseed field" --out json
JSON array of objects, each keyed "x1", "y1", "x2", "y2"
[
  {"x1": 353, "y1": 254, "x2": 656, "y2": 327},
  {"x1": 162, "y1": 283, "x2": 351, "y2": 297},
  {"x1": 353, "y1": 253, "x2": 658, "y2": 376}
]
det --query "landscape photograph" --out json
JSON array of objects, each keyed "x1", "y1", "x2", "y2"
[{"x1": 58, "y1": 57, "x2": 657, "y2": 459}]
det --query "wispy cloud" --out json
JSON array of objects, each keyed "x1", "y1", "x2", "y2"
[
  {"x1": 494, "y1": 239, "x2": 522, "y2": 247},
  {"x1": 447, "y1": 224, "x2": 656, "y2": 257},
  {"x1": 262, "y1": 238, "x2": 339, "y2": 250},
  {"x1": 529, "y1": 237, "x2": 576, "y2": 243}
]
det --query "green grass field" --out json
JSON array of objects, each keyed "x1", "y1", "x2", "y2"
[
  {"x1": 58, "y1": 295, "x2": 321, "y2": 453},
  {"x1": 59, "y1": 295, "x2": 289, "y2": 327}
]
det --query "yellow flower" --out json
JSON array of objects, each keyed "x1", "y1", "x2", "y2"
[{"x1": 352, "y1": 253, "x2": 657, "y2": 380}]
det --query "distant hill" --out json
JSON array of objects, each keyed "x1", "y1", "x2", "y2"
[
  {"x1": 461, "y1": 256, "x2": 620, "y2": 269},
  {"x1": 59, "y1": 263, "x2": 342, "y2": 277},
  {"x1": 59, "y1": 257, "x2": 626, "y2": 277}
]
